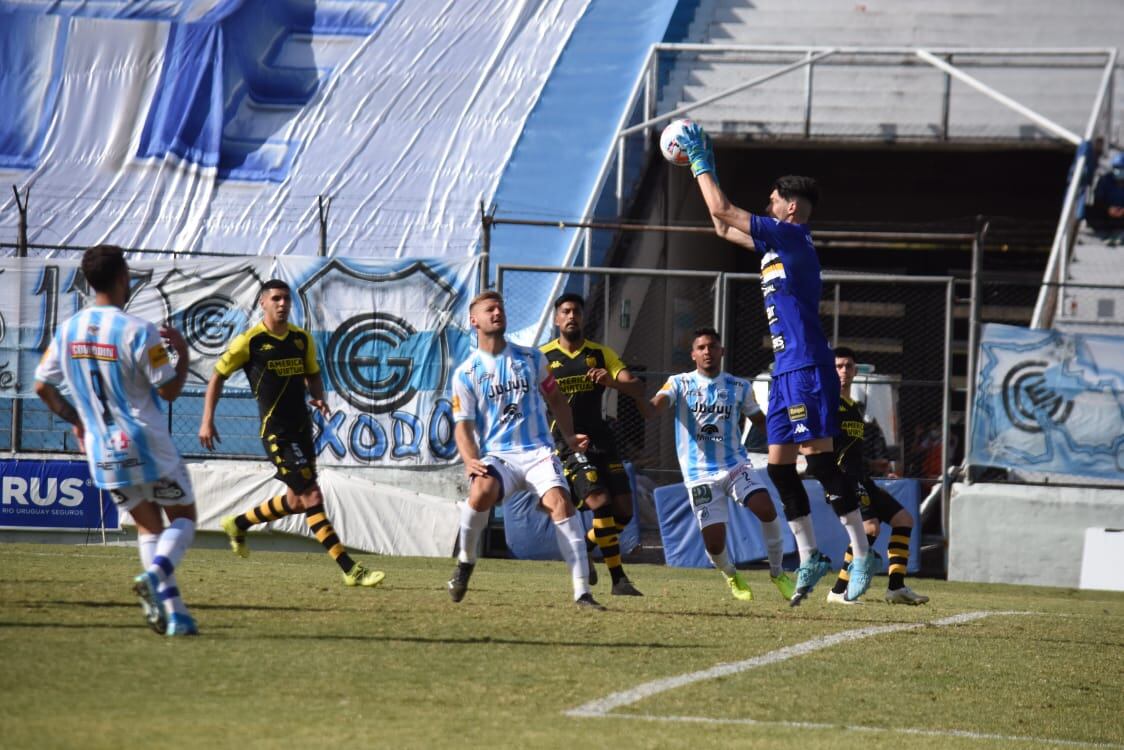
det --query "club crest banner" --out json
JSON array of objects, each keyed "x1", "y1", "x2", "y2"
[
  {"x1": 0, "y1": 255, "x2": 478, "y2": 467},
  {"x1": 970, "y1": 323, "x2": 1124, "y2": 479}
]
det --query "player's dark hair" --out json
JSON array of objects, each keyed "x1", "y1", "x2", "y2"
[
  {"x1": 554, "y1": 292, "x2": 585, "y2": 310},
  {"x1": 260, "y1": 279, "x2": 291, "y2": 297},
  {"x1": 81, "y1": 244, "x2": 127, "y2": 293},
  {"x1": 692, "y1": 326, "x2": 721, "y2": 344},
  {"x1": 774, "y1": 175, "x2": 819, "y2": 209},
  {"x1": 833, "y1": 345, "x2": 856, "y2": 361}
]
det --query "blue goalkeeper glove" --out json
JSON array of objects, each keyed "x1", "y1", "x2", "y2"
[{"x1": 676, "y1": 122, "x2": 716, "y2": 179}]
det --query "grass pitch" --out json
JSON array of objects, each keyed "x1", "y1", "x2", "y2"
[{"x1": 1, "y1": 542, "x2": 1122, "y2": 750}]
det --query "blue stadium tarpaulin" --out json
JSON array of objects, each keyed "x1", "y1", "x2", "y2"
[
  {"x1": 971, "y1": 323, "x2": 1124, "y2": 480},
  {"x1": 0, "y1": 0, "x2": 591, "y2": 256}
]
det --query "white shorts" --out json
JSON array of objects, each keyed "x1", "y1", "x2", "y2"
[
  {"x1": 483, "y1": 446, "x2": 568, "y2": 501},
  {"x1": 685, "y1": 461, "x2": 767, "y2": 530},
  {"x1": 107, "y1": 463, "x2": 195, "y2": 512}
]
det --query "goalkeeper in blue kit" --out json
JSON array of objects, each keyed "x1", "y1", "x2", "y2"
[{"x1": 676, "y1": 123, "x2": 878, "y2": 605}]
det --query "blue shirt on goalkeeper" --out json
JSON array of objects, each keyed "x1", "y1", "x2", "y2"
[{"x1": 749, "y1": 214, "x2": 834, "y2": 375}]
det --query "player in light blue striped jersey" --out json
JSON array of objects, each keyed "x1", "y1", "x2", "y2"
[
  {"x1": 649, "y1": 327, "x2": 795, "y2": 602},
  {"x1": 34, "y1": 245, "x2": 198, "y2": 636},
  {"x1": 448, "y1": 291, "x2": 602, "y2": 609}
]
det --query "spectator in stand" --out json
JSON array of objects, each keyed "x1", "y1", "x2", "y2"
[{"x1": 1086, "y1": 152, "x2": 1124, "y2": 241}]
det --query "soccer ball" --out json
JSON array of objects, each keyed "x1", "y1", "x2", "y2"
[{"x1": 659, "y1": 118, "x2": 694, "y2": 167}]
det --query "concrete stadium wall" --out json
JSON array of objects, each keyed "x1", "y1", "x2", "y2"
[{"x1": 948, "y1": 482, "x2": 1124, "y2": 588}]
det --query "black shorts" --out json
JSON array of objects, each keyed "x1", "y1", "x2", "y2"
[
  {"x1": 562, "y1": 448, "x2": 631, "y2": 509},
  {"x1": 856, "y1": 478, "x2": 904, "y2": 525},
  {"x1": 262, "y1": 431, "x2": 318, "y2": 494}
]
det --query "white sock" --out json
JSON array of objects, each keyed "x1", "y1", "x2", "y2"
[
  {"x1": 706, "y1": 547, "x2": 737, "y2": 578},
  {"x1": 159, "y1": 574, "x2": 189, "y2": 616},
  {"x1": 788, "y1": 515, "x2": 818, "y2": 563},
  {"x1": 553, "y1": 515, "x2": 590, "y2": 598},
  {"x1": 151, "y1": 518, "x2": 194, "y2": 615},
  {"x1": 761, "y1": 518, "x2": 785, "y2": 577},
  {"x1": 138, "y1": 532, "x2": 158, "y2": 569},
  {"x1": 457, "y1": 502, "x2": 490, "y2": 564},
  {"x1": 150, "y1": 518, "x2": 195, "y2": 583},
  {"x1": 838, "y1": 509, "x2": 869, "y2": 560}
]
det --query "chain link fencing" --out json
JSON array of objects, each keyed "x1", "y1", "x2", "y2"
[
  {"x1": 496, "y1": 264, "x2": 958, "y2": 491},
  {"x1": 2, "y1": 246, "x2": 281, "y2": 460}
]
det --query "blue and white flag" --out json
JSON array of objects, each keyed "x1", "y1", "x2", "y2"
[
  {"x1": 1, "y1": 255, "x2": 477, "y2": 467},
  {"x1": 970, "y1": 323, "x2": 1124, "y2": 480}
]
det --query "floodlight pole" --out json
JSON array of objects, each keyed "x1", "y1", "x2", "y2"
[
  {"x1": 12, "y1": 185, "x2": 29, "y2": 257},
  {"x1": 479, "y1": 201, "x2": 496, "y2": 293},
  {"x1": 11, "y1": 185, "x2": 29, "y2": 451},
  {"x1": 317, "y1": 195, "x2": 331, "y2": 257}
]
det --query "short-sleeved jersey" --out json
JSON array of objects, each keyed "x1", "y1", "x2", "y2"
[
  {"x1": 835, "y1": 395, "x2": 867, "y2": 478},
  {"x1": 539, "y1": 338, "x2": 626, "y2": 448},
  {"x1": 655, "y1": 370, "x2": 761, "y2": 483},
  {"x1": 835, "y1": 395, "x2": 891, "y2": 479},
  {"x1": 451, "y1": 343, "x2": 556, "y2": 455},
  {"x1": 34, "y1": 305, "x2": 182, "y2": 489},
  {"x1": 214, "y1": 322, "x2": 320, "y2": 438},
  {"x1": 749, "y1": 214, "x2": 834, "y2": 374}
]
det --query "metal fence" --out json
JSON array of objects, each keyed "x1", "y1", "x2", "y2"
[
  {"x1": 496, "y1": 264, "x2": 957, "y2": 496},
  {"x1": 1, "y1": 247, "x2": 293, "y2": 461}
]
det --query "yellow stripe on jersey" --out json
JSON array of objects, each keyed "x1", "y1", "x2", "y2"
[{"x1": 762, "y1": 261, "x2": 786, "y2": 281}]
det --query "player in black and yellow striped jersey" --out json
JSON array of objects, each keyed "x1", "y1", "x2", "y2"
[
  {"x1": 198, "y1": 279, "x2": 385, "y2": 589},
  {"x1": 539, "y1": 293, "x2": 647, "y2": 596},
  {"x1": 825, "y1": 347, "x2": 928, "y2": 605}
]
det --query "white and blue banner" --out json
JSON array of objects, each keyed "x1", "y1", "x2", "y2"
[
  {"x1": 0, "y1": 0, "x2": 590, "y2": 257},
  {"x1": 0, "y1": 460, "x2": 118, "y2": 530},
  {"x1": 1, "y1": 255, "x2": 478, "y2": 467},
  {"x1": 971, "y1": 323, "x2": 1124, "y2": 479}
]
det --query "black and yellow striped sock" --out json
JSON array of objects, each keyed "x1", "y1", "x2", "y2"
[
  {"x1": 304, "y1": 504, "x2": 356, "y2": 573},
  {"x1": 235, "y1": 495, "x2": 295, "y2": 531},
  {"x1": 830, "y1": 546, "x2": 853, "y2": 594},
  {"x1": 831, "y1": 533, "x2": 877, "y2": 594},
  {"x1": 887, "y1": 526, "x2": 910, "y2": 590},
  {"x1": 590, "y1": 505, "x2": 626, "y2": 584}
]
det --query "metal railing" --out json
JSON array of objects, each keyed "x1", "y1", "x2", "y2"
[{"x1": 1031, "y1": 48, "x2": 1119, "y2": 328}]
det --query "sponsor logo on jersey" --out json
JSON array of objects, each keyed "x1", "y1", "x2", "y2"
[
  {"x1": 696, "y1": 423, "x2": 723, "y2": 441},
  {"x1": 771, "y1": 334, "x2": 786, "y2": 352},
  {"x1": 451, "y1": 394, "x2": 462, "y2": 412},
  {"x1": 691, "y1": 401, "x2": 732, "y2": 419},
  {"x1": 148, "y1": 344, "x2": 169, "y2": 368},
  {"x1": 499, "y1": 403, "x2": 523, "y2": 423},
  {"x1": 260, "y1": 343, "x2": 274, "y2": 351},
  {"x1": 766, "y1": 304, "x2": 778, "y2": 325},
  {"x1": 486, "y1": 377, "x2": 529, "y2": 400},
  {"x1": 267, "y1": 357, "x2": 305, "y2": 376},
  {"x1": 70, "y1": 341, "x2": 117, "y2": 361},
  {"x1": 549, "y1": 359, "x2": 562, "y2": 368},
  {"x1": 556, "y1": 374, "x2": 595, "y2": 394},
  {"x1": 788, "y1": 404, "x2": 807, "y2": 421}
]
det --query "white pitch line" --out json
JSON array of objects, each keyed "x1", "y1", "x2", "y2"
[
  {"x1": 563, "y1": 610, "x2": 1118, "y2": 748},
  {"x1": 569, "y1": 611, "x2": 1009, "y2": 718}
]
